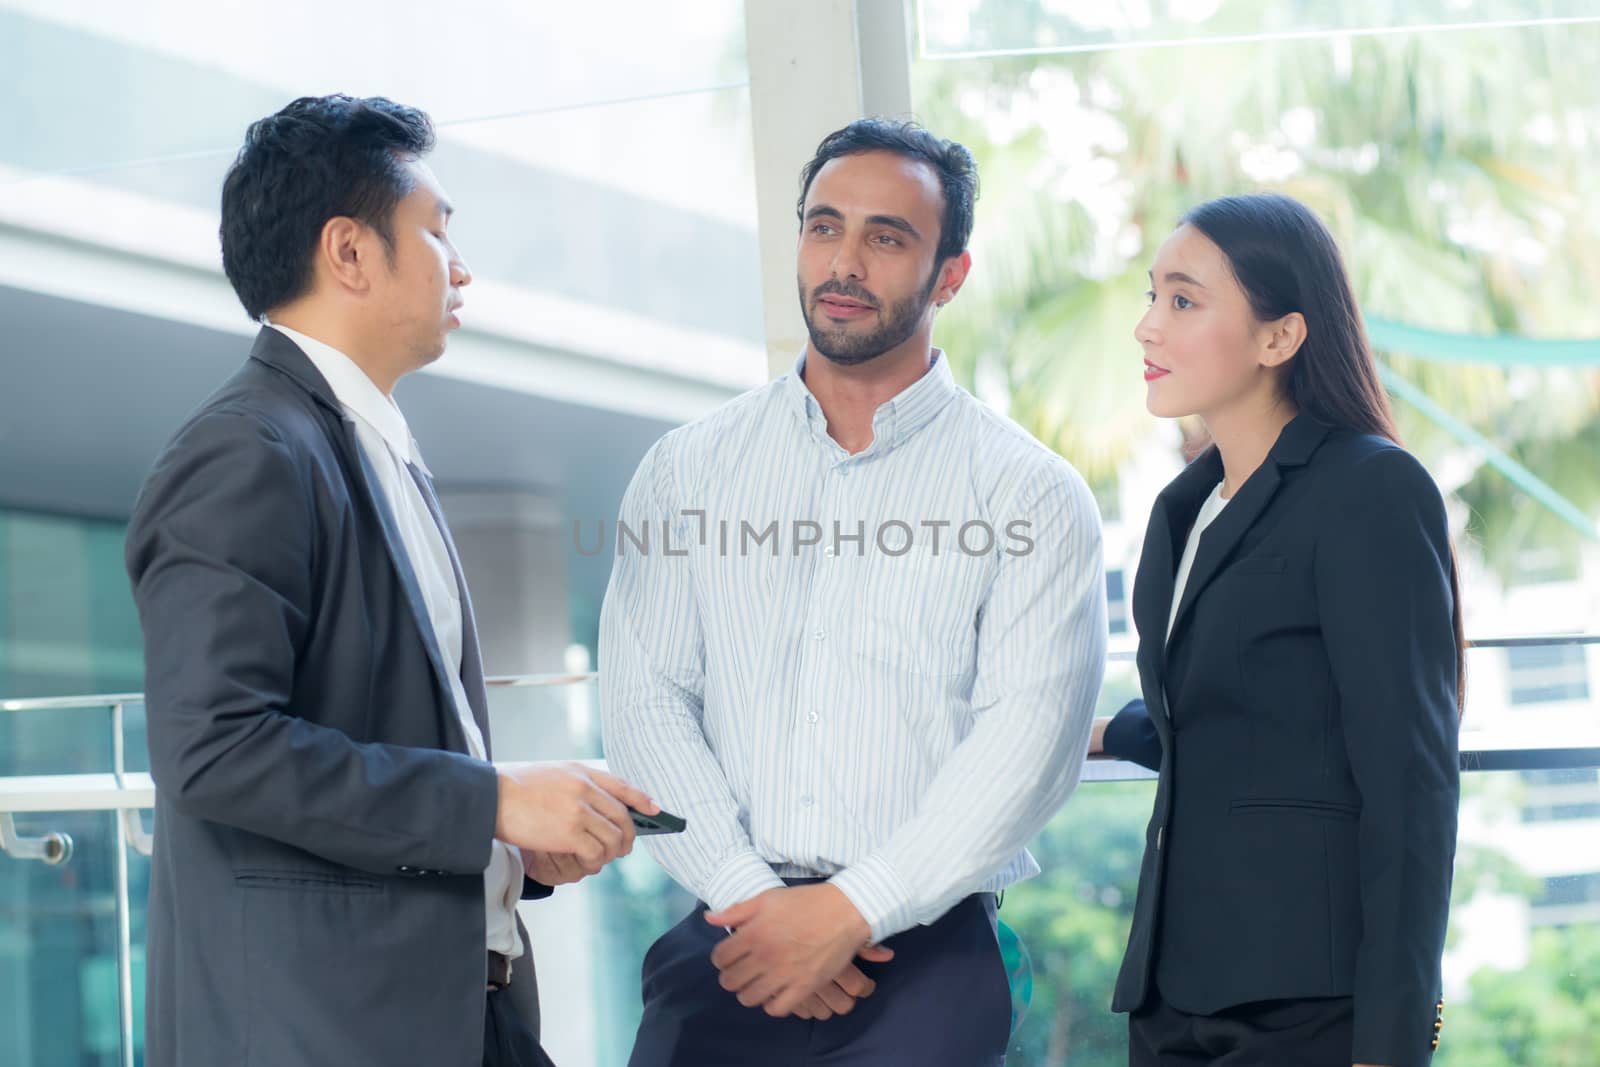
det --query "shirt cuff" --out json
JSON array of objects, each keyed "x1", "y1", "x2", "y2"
[
  {"x1": 830, "y1": 854, "x2": 916, "y2": 943},
  {"x1": 701, "y1": 850, "x2": 785, "y2": 912}
]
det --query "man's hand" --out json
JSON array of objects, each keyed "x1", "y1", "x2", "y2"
[
  {"x1": 494, "y1": 762, "x2": 659, "y2": 873},
  {"x1": 703, "y1": 884, "x2": 892, "y2": 1018},
  {"x1": 788, "y1": 944, "x2": 896, "y2": 1020},
  {"x1": 522, "y1": 849, "x2": 590, "y2": 886}
]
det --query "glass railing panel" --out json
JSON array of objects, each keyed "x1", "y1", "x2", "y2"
[
  {"x1": 3, "y1": 637, "x2": 1597, "y2": 1066},
  {"x1": 0, "y1": 808, "x2": 135, "y2": 1066},
  {"x1": 485, "y1": 674, "x2": 602, "y2": 763}
]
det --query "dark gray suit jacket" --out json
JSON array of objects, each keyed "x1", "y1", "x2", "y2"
[
  {"x1": 1102, "y1": 417, "x2": 1458, "y2": 1067},
  {"x1": 126, "y1": 328, "x2": 548, "y2": 1066}
]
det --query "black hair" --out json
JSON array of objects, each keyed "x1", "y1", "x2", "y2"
[
  {"x1": 220, "y1": 94, "x2": 435, "y2": 320},
  {"x1": 797, "y1": 118, "x2": 978, "y2": 264},
  {"x1": 1184, "y1": 192, "x2": 1466, "y2": 713}
]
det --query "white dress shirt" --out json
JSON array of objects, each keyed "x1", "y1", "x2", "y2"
[
  {"x1": 599, "y1": 351, "x2": 1107, "y2": 943},
  {"x1": 267, "y1": 323, "x2": 523, "y2": 961},
  {"x1": 1167, "y1": 482, "x2": 1229, "y2": 642}
]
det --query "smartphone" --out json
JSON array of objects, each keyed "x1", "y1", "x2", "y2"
[{"x1": 630, "y1": 807, "x2": 687, "y2": 835}]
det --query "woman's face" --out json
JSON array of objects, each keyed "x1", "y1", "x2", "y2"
[{"x1": 1136, "y1": 223, "x2": 1291, "y2": 422}]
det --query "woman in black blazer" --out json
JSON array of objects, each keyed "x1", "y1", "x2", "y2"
[{"x1": 1088, "y1": 193, "x2": 1462, "y2": 1067}]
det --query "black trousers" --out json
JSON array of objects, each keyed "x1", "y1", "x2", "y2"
[
  {"x1": 484, "y1": 989, "x2": 558, "y2": 1067},
  {"x1": 1129, "y1": 987, "x2": 1355, "y2": 1067},
  {"x1": 629, "y1": 893, "x2": 1011, "y2": 1066}
]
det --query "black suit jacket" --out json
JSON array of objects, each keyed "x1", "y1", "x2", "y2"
[
  {"x1": 1102, "y1": 416, "x2": 1459, "y2": 1067},
  {"x1": 126, "y1": 328, "x2": 547, "y2": 1067}
]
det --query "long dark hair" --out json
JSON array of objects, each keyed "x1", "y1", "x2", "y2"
[{"x1": 1183, "y1": 193, "x2": 1467, "y2": 714}]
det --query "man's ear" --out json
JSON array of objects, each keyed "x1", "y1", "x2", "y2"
[
  {"x1": 318, "y1": 216, "x2": 374, "y2": 295},
  {"x1": 933, "y1": 250, "x2": 973, "y2": 308}
]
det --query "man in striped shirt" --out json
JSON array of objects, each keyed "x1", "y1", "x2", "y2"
[{"x1": 602, "y1": 118, "x2": 1107, "y2": 1065}]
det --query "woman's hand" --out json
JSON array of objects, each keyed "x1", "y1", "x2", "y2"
[{"x1": 1087, "y1": 716, "x2": 1112, "y2": 758}]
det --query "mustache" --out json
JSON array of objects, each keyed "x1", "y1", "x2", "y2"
[{"x1": 811, "y1": 279, "x2": 880, "y2": 309}]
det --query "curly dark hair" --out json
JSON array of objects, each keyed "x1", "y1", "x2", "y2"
[{"x1": 796, "y1": 118, "x2": 978, "y2": 263}]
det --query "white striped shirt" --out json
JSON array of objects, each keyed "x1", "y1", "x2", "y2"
[{"x1": 598, "y1": 351, "x2": 1107, "y2": 942}]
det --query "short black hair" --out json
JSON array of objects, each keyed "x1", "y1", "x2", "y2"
[
  {"x1": 219, "y1": 94, "x2": 435, "y2": 320},
  {"x1": 796, "y1": 118, "x2": 978, "y2": 264}
]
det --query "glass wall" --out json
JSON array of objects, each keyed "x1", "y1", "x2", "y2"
[
  {"x1": 0, "y1": 0, "x2": 762, "y2": 379},
  {"x1": 0, "y1": 0, "x2": 766, "y2": 688},
  {"x1": 0, "y1": 511, "x2": 142, "y2": 701}
]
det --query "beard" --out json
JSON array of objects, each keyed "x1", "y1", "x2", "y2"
[{"x1": 798, "y1": 265, "x2": 940, "y2": 367}]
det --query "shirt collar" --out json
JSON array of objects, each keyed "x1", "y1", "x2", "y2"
[
  {"x1": 265, "y1": 322, "x2": 424, "y2": 469},
  {"x1": 782, "y1": 348, "x2": 959, "y2": 450}
]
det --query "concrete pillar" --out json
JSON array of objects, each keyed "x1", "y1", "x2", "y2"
[
  {"x1": 743, "y1": 0, "x2": 918, "y2": 378},
  {"x1": 439, "y1": 489, "x2": 599, "y2": 1063}
]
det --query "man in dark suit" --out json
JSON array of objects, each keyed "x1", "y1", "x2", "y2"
[{"x1": 125, "y1": 94, "x2": 658, "y2": 1067}]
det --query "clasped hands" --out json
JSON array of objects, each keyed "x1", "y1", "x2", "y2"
[
  {"x1": 493, "y1": 761, "x2": 659, "y2": 886},
  {"x1": 704, "y1": 883, "x2": 893, "y2": 1021}
]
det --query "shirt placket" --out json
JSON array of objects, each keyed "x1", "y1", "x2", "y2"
[{"x1": 791, "y1": 418, "x2": 860, "y2": 849}]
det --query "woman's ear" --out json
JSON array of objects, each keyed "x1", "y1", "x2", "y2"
[{"x1": 1260, "y1": 311, "x2": 1307, "y2": 368}]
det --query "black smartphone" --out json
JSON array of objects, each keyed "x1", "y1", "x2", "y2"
[{"x1": 630, "y1": 807, "x2": 687, "y2": 835}]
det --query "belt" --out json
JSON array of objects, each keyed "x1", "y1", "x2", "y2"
[{"x1": 487, "y1": 951, "x2": 513, "y2": 992}]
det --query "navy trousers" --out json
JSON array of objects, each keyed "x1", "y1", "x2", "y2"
[
  {"x1": 629, "y1": 893, "x2": 1011, "y2": 1066},
  {"x1": 1128, "y1": 988, "x2": 1356, "y2": 1067},
  {"x1": 484, "y1": 989, "x2": 557, "y2": 1067}
]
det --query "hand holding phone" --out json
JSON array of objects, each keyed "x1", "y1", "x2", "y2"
[{"x1": 630, "y1": 807, "x2": 687, "y2": 835}]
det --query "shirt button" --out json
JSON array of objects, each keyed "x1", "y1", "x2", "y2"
[
  {"x1": 806, "y1": 711, "x2": 820, "y2": 724},
  {"x1": 813, "y1": 629, "x2": 826, "y2": 641},
  {"x1": 800, "y1": 794, "x2": 814, "y2": 806},
  {"x1": 824, "y1": 546, "x2": 836, "y2": 558}
]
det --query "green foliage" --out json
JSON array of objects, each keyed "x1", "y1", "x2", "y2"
[
  {"x1": 914, "y1": 8, "x2": 1600, "y2": 578},
  {"x1": 1435, "y1": 927, "x2": 1600, "y2": 1067},
  {"x1": 1003, "y1": 781, "x2": 1153, "y2": 1065}
]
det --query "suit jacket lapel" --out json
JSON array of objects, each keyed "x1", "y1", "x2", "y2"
[
  {"x1": 1165, "y1": 463, "x2": 1282, "y2": 650},
  {"x1": 1166, "y1": 416, "x2": 1333, "y2": 653},
  {"x1": 1133, "y1": 447, "x2": 1223, "y2": 729},
  {"x1": 405, "y1": 462, "x2": 494, "y2": 756},
  {"x1": 346, "y1": 438, "x2": 474, "y2": 755},
  {"x1": 251, "y1": 326, "x2": 479, "y2": 754},
  {"x1": 1133, "y1": 495, "x2": 1177, "y2": 732}
]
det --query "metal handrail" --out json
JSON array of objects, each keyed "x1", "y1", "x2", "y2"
[
  {"x1": 2, "y1": 634, "x2": 1596, "y2": 713},
  {"x1": 1, "y1": 638, "x2": 1596, "y2": 828},
  {"x1": 0, "y1": 671, "x2": 600, "y2": 713}
]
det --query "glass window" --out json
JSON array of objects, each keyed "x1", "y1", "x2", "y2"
[
  {"x1": 1506, "y1": 644, "x2": 1591, "y2": 706},
  {"x1": 918, "y1": 1, "x2": 1600, "y2": 56},
  {"x1": 913, "y1": 9, "x2": 1600, "y2": 645},
  {"x1": 1105, "y1": 568, "x2": 1128, "y2": 635},
  {"x1": 0, "y1": 511, "x2": 142, "y2": 701}
]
